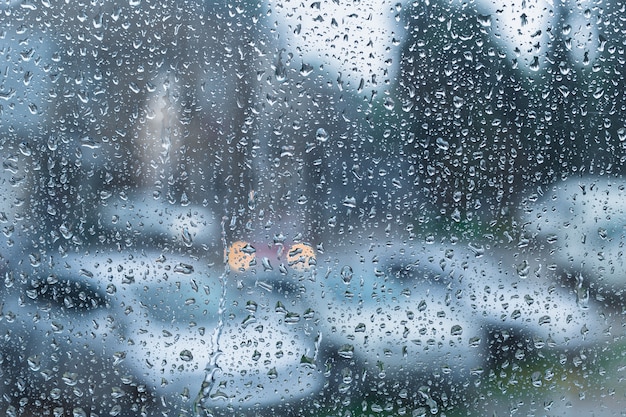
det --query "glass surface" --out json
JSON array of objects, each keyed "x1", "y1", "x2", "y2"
[{"x1": 1, "y1": 0, "x2": 624, "y2": 415}]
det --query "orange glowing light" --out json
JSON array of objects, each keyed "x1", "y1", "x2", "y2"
[
  {"x1": 227, "y1": 241, "x2": 256, "y2": 271},
  {"x1": 287, "y1": 243, "x2": 316, "y2": 271}
]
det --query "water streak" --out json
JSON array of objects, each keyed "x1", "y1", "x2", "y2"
[{"x1": 193, "y1": 216, "x2": 229, "y2": 416}]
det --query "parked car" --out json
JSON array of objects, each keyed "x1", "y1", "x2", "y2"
[
  {"x1": 520, "y1": 177, "x2": 626, "y2": 297},
  {"x1": 313, "y1": 238, "x2": 611, "y2": 387},
  {"x1": 1, "y1": 197, "x2": 326, "y2": 415}
]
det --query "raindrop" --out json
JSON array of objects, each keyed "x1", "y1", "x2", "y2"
[
  {"x1": 530, "y1": 56, "x2": 540, "y2": 71},
  {"x1": 340, "y1": 265, "x2": 353, "y2": 284},
  {"x1": 300, "y1": 62, "x2": 314, "y2": 76},
  {"x1": 261, "y1": 257, "x2": 273, "y2": 271},
  {"x1": 245, "y1": 301, "x2": 258, "y2": 313},
  {"x1": 72, "y1": 408, "x2": 87, "y2": 417},
  {"x1": 477, "y1": 14, "x2": 491, "y2": 27},
  {"x1": 451, "y1": 208, "x2": 461, "y2": 223},
  {"x1": 28, "y1": 253, "x2": 41, "y2": 267},
  {"x1": 383, "y1": 97, "x2": 394, "y2": 110},
  {"x1": 109, "y1": 405, "x2": 122, "y2": 416},
  {"x1": 179, "y1": 350, "x2": 193, "y2": 362},
  {"x1": 531, "y1": 371, "x2": 542, "y2": 387},
  {"x1": 516, "y1": 260, "x2": 529, "y2": 278},
  {"x1": 174, "y1": 263, "x2": 194, "y2": 274},
  {"x1": 575, "y1": 274, "x2": 589, "y2": 310},
  {"x1": 62, "y1": 372, "x2": 78, "y2": 386},
  {"x1": 338, "y1": 344, "x2": 354, "y2": 359},
  {"x1": 436, "y1": 137, "x2": 449, "y2": 150},
  {"x1": 316, "y1": 128, "x2": 329, "y2": 142},
  {"x1": 469, "y1": 337, "x2": 481, "y2": 347},
  {"x1": 284, "y1": 312, "x2": 301, "y2": 323},
  {"x1": 181, "y1": 228, "x2": 193, "y2": 246},
  {"x1": 18, "y1": 142, "x2": 32, "y2": 156},
  {"x1": 520, "y1": 13, "x2": 528, "y2": 26},
  {"x1": 342, "y1": 196, "x2": 357, "y2": 208},
  {"x1": 275, "y1": 301, "x2": 288, "y2": 314},
  {"x1": 27, "y1": 355, "x2": 41, "y2": 371},
  {"x1": 80, "y1": 136, "x2": 101, "y2": 149}
]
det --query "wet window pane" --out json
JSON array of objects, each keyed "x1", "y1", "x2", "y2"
[{"x1": 1, "y1": 0, "x2": 624, "y2": 415}]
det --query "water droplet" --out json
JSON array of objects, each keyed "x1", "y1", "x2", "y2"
[
  {"x1": 593, "y1": 88, "x2": 604, "y2": 99},
  {"x1": 340, "y1": 265, "x2": 353, "y2": 284},
  {"x1": 451, "y1": 208, "x2": 461, "y2": 222},
  {"x1": 18, "y1": 142, "x2": 32, "y2": 156},
  {"x1": 516, "y1": 260, "x2": 529, "y2": 278},
  {"x1": 342, "y1": 196, "x2": 357, "y2": 208},
  {"x1": 520, "y1": 13, "x2": 528, "y2": 26},
  {"x1": 261, "y1": 257, "x2": 273, "y2": 271},
  {"x1": 383, "y1": 97, "x2": 394, "y2": 110},
  {"x1": 316, "y1": 128, "x2": 329, "y2": 142},
  {"x1": 575, "y1": 273, "x2": 589, "y2": 310},
  {"x1": 530, "y1": 56, "x2": 540, "y2": 71},
  {"x1": 300, "y1": 62, "x2": 314, "y2": 76},
  {"x1": 338, "y1": 344, "x2": 354, "y2": 359},
  {"x1": 436, "y1": 137, "x2": 449, "y2": 150},
  {"x1": 241, "y1": 314, "x2": 257, "y2": 328},
  {"x1": 181, "y1": 228, "x2": 193, "y2": 246},
  {"x1": 109, "y1": 405, "x2": 122, "y2": 416},
  {"x1": 80, "y1": 136, "x2": 101, "y2": 149},
  {"x1": 450, "y1": 324, "x2": 463, "y2": 336},
  {"x1": 28, "y1": 253, "x2": 41, "y2": 267},
  {"x1": 228, "y1": 241, "x2": 256, "y2": 271},
  {"x1": 27, "y1": 355, "x2": 41, "y2": 371},
  {"x1": 112, "y1": 351, "x2": 126, "y2": 366},
  {"x1": 477, "y1": 14, "x2": 491, "y2": 27},
  {"x1": 72, "y1": 408, "x2": 87, "y2": 417},
  {"x1": 531, "y1": 371, "x2": 542, "y2": 387},
  {"x1": 174, "y1": 263, "x2": 194, "y2": 274},
  {"x1": 275, "y1": 301, "x2": 288, "y2": 314},
  {"x1": 300, "y1": 354, "x2": 316, "y2": 367},
  {"x1": 284, "y1": 312, "x2": 301, "y2": 323},
  {"x1": 287, "y1": 243, "x2": 316, "y2": 271},
  {"x1": 106, "y1": 283, "x2": 116, "y2": 295},
  {"x1": 62, "y1": 372, "x2": 78, "y2": 386}
]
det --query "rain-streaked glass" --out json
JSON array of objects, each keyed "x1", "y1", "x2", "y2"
[{"x1": 1, "y1": 0, "x2": 624, "y2": 416}]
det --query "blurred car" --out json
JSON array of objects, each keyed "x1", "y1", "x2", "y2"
[
  {"x1": 313, "y1": 238, "x2": 612, "y2": 388},
  {"x1": 520, "y1": 177, "x2": 626, "y2": 295},
  {"x1": 1, "y1": 197, "x2": 326, "y2": 415}
]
